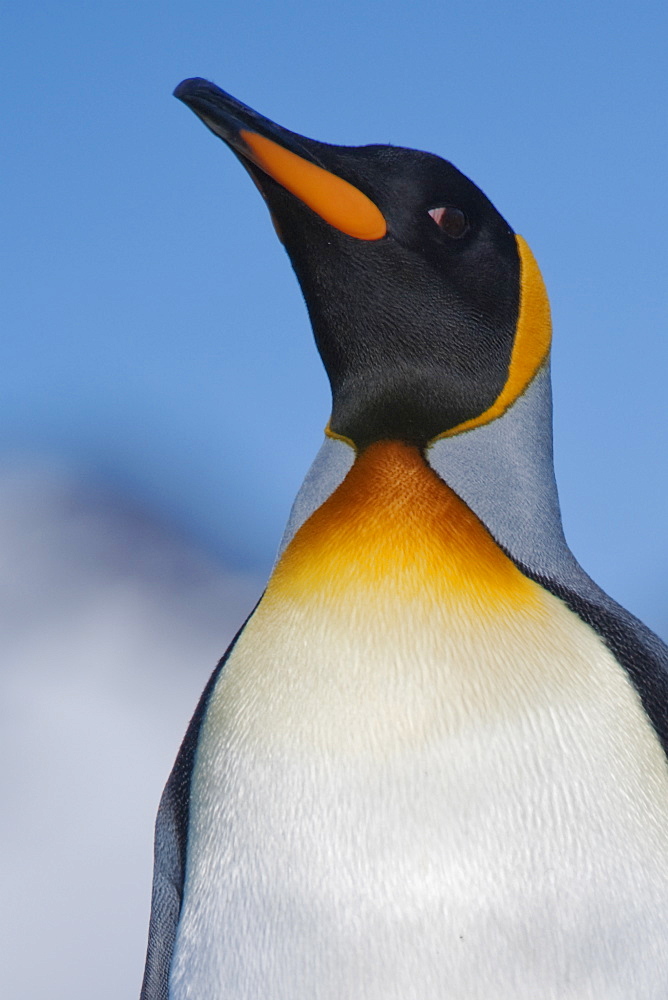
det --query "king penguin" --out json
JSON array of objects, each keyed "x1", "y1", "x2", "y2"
[{"x1": 141, "y1": 79, "x2": 668, "y2": 1000}]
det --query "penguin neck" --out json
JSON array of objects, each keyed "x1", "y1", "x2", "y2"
[
  {"x1": 426, "y1": 361, "x2": 574, "y2": 579},
  {"x1": 277, "y1": 363, "x2": 575, "y2": 589},
  {"x1": 269, "y1": 439, "x2": 540, "y2": 614}
]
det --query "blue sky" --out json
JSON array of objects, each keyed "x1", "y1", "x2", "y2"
[{"x1": 4, "y1": 0, "x2": 666, "y2": 629}]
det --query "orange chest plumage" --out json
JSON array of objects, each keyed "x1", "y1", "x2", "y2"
[{"x1": 270, "y1": 439, "x2": 539, "y2": 610}]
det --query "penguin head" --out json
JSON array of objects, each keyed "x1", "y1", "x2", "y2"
[{"x1": 174, "y1": 79, "x2": 550, "y2": 451}]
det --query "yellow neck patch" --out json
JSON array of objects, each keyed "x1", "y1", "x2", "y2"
[
  {"x1": 432, "y1": 235, "x2": 552, "y2": 441},
  {"x1": 269, "y1": 441, "x2": 539, "y2": 613}
]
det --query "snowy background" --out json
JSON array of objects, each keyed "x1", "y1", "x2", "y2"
[{"x1": 0, "y1": 461, "x2": 261, "y2": 997}]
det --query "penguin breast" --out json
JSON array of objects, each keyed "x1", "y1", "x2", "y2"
[{"x1": 171, "y1": 442, "x2": 668, "y2": 999}]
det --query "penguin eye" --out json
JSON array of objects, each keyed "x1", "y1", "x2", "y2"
[{"x1": 428, "y1": 206, "x2": 469, "y2": 239}]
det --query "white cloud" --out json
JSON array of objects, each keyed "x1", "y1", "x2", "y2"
[{"x1": 0, "y1": 461, "x2": 262, "y2": 1000}]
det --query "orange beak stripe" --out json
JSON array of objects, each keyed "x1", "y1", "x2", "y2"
[{"x1": 240, "y1": 130, "x2": 387, "y2": 241}]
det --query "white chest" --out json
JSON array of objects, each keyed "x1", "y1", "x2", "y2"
[{"x1": 170, "y1": 589, "x2": 668, "y2": 1000}]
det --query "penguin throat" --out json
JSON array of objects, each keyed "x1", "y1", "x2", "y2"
[{"x1": 268, "y1": 440, "x2": 539, "y2": 611}]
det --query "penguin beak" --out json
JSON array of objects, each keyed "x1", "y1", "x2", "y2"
[{"x1": 173, "y1": 78, "x2": 387, "y2": 241}]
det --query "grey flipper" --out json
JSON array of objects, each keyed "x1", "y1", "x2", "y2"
[
  {"x1": 427, "y1": 362, "x2": 668, "y2": 754},
  {"x1": 139, "y1": 622, "x2": 251, "y2": 1000}
]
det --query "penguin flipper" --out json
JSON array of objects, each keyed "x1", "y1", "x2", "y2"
[
  {"x1": 534, "y1": 572, "x2": 668, "y2": 757},
  {"x1": 139, "y1": 677, "x2": 214, "y2": 1000},
  {"x1": 139, "y1": 616, "x2": 254, "y2": 1000},
  {"x1": 139, "y1": 758, "x2": 189, "y2": 1000}
]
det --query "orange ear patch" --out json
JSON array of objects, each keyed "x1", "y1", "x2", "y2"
[{"x1": 240, "y1": 130, "x2": 387, "y2": 241}]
